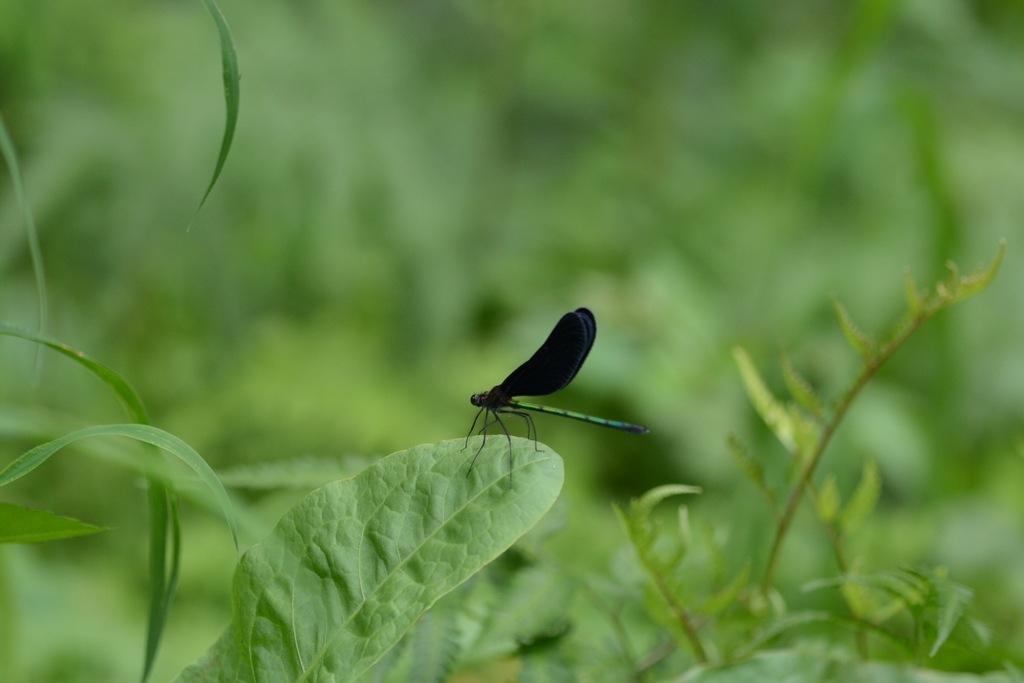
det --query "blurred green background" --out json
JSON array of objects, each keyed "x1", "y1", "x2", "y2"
[{"x1": 2, "y1": 0, "x2": 1023, "y2": 679}]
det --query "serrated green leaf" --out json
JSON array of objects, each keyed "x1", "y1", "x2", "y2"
[
  {"x1": 0, "y1": 502, "x2": 109, "y2": 543},
  {"x1": 677, "y1": 504, "x2": 693, "y2": 545},
  {"x1": 806, "y1": 567, "x2": 953, "y2": 627},
  {"x1": 782, "y1": 354, "x2": 824, "y2": 417},
  {"x1": 929, "y1": 578, "x2": 973, "y2": 657},
  {"x1": 951, "y1": 241, "x2": 1005, "y2": 302},
  {"x1": 727, "y1": 435, "x2": 768, "y2": 497},
  {"x1": 788, "y1": 404, "x2": 822, "y2": 457},
  {"x1": 904, "y1": 268, "x2": 924, "y2": 314},
  {"x1": 188, "y1": 437, "x2": 562, "y2": 683},
  {"x1": 732, "y1": 347, "x2": 799, "y2": 454},
  {"x1": 936, "y1": 260, "x2": 959, "y2": 303},
  {"x1": 724, "y1": 438, "x2": 765, "y2": 491},
  {"x1": 832, "y1": 299, "x2": 877, "y2": 360},
  {"x1": 839, "y1": 459, "x2": 880, "y2": 534},
  {"x1": 815, "y1": 475, "x2": 840, "y2": 524}
]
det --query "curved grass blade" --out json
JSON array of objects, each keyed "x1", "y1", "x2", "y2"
[
  {"x1": 0, "y1": 424, "x2": 237, "y2": 551},
  {"x1": 190, "y1": 0, "x2": 240, "y2": 229},
  {"x1": 0, "y1": 325, "x2": 175, "y2": 680},
  {"x1": 0, "y1": 113, "x2": 48, "y2": 369},
  {"x1": 0, "y1": 324, "x2": 149, "y2": 423}
]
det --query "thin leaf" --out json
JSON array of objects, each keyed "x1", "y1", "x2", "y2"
[
  {"x1": 839, "y1": 459, "x2": 880, "y2": 534},
  {"x1": 732, "y1": 346, "x2": 799, "y2": 454},
  {"x1": 190, "y1": 0, "x2": 241, "y2": 228},
  {"x1": 633, "y1": 484, "x2": 703, "y2": 521},
  {"x1": 832, "y1": 299, "x2": 877, "y2": 360},
  {"x1": 0, "y1": 326, "x2": 176, "y2": 683},
  {"x1": 781, "y1": 353, "x2": 824, "y2": 418},
  {"x1": 951, "y1": 240, "x2": 1006, "y2": 302},
  {"x1": 904, "y1": 268, "x2": 924, "y2": 314},
  {"x1": 145, "y1": 486, "x2": 182, "y2": 683},
  {"x1": 0, "y1": 325, "x2": 149, "y2": 424},
  {"x1": 0, "y1": 112, "x2": 47, "y2": 359},
  {"x1": 929, "y1": 578, "x2": 973, "y2": 657},
  {"x1": 0, "y1": 503, "x2": 108, "y2": 543},
  {"x1": 0, "y1": 424, "x2": 237, "y2": 552},
  {"x1": 727, "y1": 434, "x2": 774, "y2": 512},
  {"x1": 815, "y1": 474, "x2": 840, "y2": 524}
]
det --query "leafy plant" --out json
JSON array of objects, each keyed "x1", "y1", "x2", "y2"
[
  {"x1": 605, "y1": 245, "x2": 1009, "y2": 678},
  {"x1": 175, "y1": 438, "x2": 563, "y2": 682}
]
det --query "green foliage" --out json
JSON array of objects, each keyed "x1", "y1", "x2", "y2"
[
  {"x1": 0, "y1": 502, "x2": 108, "y2": 543},
  {"x1": 676, "y1": 645, "x2": 1017, "y2": 683},
  {"x1": 0, "y1": 326, "x2": 192, "y2": 682},
  {"x1": 2, "y1": 0, "x2": 1023, "y2": 680},
  {"x1": 191, "y1": 0, "x2": 239, "y2": 227},
  {"x1": 176, "y1": 437, "x2": 563, "y2": 682}
]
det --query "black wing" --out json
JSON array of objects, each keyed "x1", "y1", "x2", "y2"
[{"x1": 498, "y1": 308, "x2": 596, "y2": 397}]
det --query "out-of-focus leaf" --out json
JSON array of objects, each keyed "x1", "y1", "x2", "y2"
[
  {"x1": 839, "y1": 459, "x2": 880, "y2": 534},
  {"x1": 0, "y1": 424, "x2": 236, "y2": 552},
  {"x1": 832, "y1": 299, "x2": 876, "y2": 361},
  {"x1": 0, "y1": 503, "x2": 108, "y2": 543}
]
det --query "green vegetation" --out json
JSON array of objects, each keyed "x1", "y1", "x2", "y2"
[{"x1": 2, "y1": 1, "x2": 1023, "y2": 681}]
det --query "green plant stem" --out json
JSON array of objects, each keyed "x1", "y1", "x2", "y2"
[
  {"x1": 807, "y1": 483, "x2": 870, "y2": 657},
  {"x1": 649, "y1": 565, "x2": 708, "y2": 663},
  {"x1": 760, "y1": 312, "x2": 929, "y2": 594}
]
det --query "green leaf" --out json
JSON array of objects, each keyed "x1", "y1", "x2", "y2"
[
  {"x1": 839, "y1": 459, "x2": 880, "y2": 534},
  {"x1": 699, "y1": 561, "x2": 751, "y2": 616},
  {"x1": 0, "y1": 325, "x2": 149, "y2": 423},
  {"x1": 949, "y1": 240, "x2": 1006, "y2": 303},
  {"x1": 682, "y1": 644, "x2": 1018, "y2": 682},
  {"x1": 217, "y1": 455, "x2": 373, "y2": 490},
  {"x1": 615, "y1": 484, "x2": 701, "y2": 555},
  {"x1": 182, "y1": 437, "x2": 562, "y2": 683},
  {"x1": 190, "y1": 0, "x2": 241, "y2": 227},
  {"x1": 633, "y1": 484, "x2": 703, "y2": 521},
  {"x1": 0, "y1": 503, "x2": 109, "y2": 543},
  {"x1": 0, "y1": 424, "x2": 237, "y2": 552},
  {"x1": 832, "y1": 299, "x2": 877, "y2": 360},
  {"x1": 727, "y1": 435, "x2": 768, "y2": 499},
  {"x1": 815, "y1": 474, "x2": 840, "y2": 524},
  {"x1": 904, "y1": 268, "x2": 924, "y2": 314},
  {"x1": 782, "y1": 353, "x2": 824, "y2": 417},
  {"x1": 0, "y1": 112, "x2": 47, "y2": 350},
  {"x1": 732, "y1": 347, "x2": 799, "y2": 455},
  {"x1": 929, "y1": 577, "x2": 973, "y2": 657}
]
